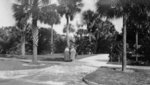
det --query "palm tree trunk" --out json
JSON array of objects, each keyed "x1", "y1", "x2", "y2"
[
  {"x1": 135, "y1": 31, "x2": 138, "y2": 62},
  {"x1": 51, "y1": 25, "x2": 54, "y2": 55},
  {"x1": 32, "y1": 19, "x2": 38, "y2": 64},
  {"x1": 95, "y1": 39, "x2": 98, "y2": 54},
  {"x1": 89, "y1": 33, "x2": 92, "y2": 42},
  {"x1": 122, "y1": 15, "x2": 127, "y2": 72},
  {"x1": 21, "y1": 34, "x2": 25, "y2": 57},
  {"x1": 66, "y1": 15, "x2": 70, "y2": 47},
  {"x1": 65, "y1": 14, "x2": 70, "y2": 61},
  {"x1": 21, "y1": 25, "x2": 26, "y2": 57}
]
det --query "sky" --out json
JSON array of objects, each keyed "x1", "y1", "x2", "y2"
[{"x1": 0, "y1": 0, "x2": 123, "y2": 34}]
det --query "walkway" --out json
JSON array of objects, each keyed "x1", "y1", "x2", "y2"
[
  {"x1": 0, "y1": 54, "x2": 109, "y2": 85},
  {"x1": 0, "y1": 54, "x2": 149, "y2": 85}
]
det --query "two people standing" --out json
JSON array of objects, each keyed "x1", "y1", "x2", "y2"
[{"x1": 64, "y1": 45, "x2": 76, "y2": 62}]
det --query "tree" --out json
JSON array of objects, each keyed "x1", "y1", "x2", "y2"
[
  {"x1": 76, "y1": 29, "x2": 95, "y2": 55},
  {"x1": 57, "y1": 0, "x2": 82, "y2": 48},
  {"x1": 127, "y1": 4, "x2": 148, "y2": 62},
  {"x1": 13, "y1": 1, "x2": 30, "y2": 57},
  {"x1": 39, "y1": 4, "x2": 60, "y2": 54},
  {"x1": 13, "y1": 0, "x2": 58, "y2": 64},
  {"x1": 38, "y1": 28, "x2": 57, "y2": 54},
  {"x1": 63, "y1": 24, "x2": 75, "y2": 33},
  {"x1": 63, "y1": 24, "x2": 76, "y2": 47},
  {"x1": 83, "y1": 10, "x2": 117, "y2": 53},
  {"x1": 76, "y1": 29, "x2": 88, "y2": 39},
  {"x1": 96, "y1": 0, "x2": 150, "y2": 71},
  {"x1": 0, "y1": 27, "x2": 21, "y2": 55}
]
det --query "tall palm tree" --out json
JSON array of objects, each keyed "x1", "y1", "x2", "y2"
[
  {"x1": 39, "y1": 4, "x2": 60, "y2": 54},
  {"x1": 57, "y1": 0, "x2": 82, "y2": 48},
  {"x1": 127, "y1": 4, "x2": 148, "y2": 61},
  {"x1": 83, "y1": 11, "x2": 117, "y2": 53},
  {"x1": 13, "y1": 0, "x2": 31, "y2": 57},
  {"x1": 63, "y1": 24, "x2": 75, "y2": 45},
  {"x1": 96, "y1": 0, "x2": 150, "y2": 71},
  {"x1": 63, "y1": 24, "x2": 75, "y2": 33},
  {"x1": 13, "y1": 0, "x2": 59, "y2": 63}
]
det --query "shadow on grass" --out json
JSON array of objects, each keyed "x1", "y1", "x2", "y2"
[
  {"x1": 41, "y1": 58, "x2": 65, "y2": 62},
  {"x1": 84, "y1": 67, "x2": 150, "y2": 85}
]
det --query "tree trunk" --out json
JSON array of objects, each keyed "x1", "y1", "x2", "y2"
[
  {"x1": 135, "y1": 31, "x2": 138, "y2": 62},
  {"x1": 66, "y1": 15, "x2": 70, "y2": 47},
  {"x1": 95, "y1": 39, "x2": 98, "y2": 54},
  {"x1": 122, "y1": 15, "x2": 127, "y2": 72},
  {"x1": 50, "y1": 25, "x2": 54, "y2": 55},
  {"x1": 21, "y1": 34, "x2": 25, "y2": 57},
  {"x1": 32, "y1": 19, "x2": 38, "y2": 64},
  {"x1": 21, "y1": 25, "x2": 26, "y2": 57},
  {"x1": 64, "y1": 14, "x2": 70, "y2": 61},
  {"x1": 89, "y1": 33, "x2": 92, "y2": 42}
]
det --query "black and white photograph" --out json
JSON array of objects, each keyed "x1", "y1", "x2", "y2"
[{"x1": 0, "y1": 0, "x2": 150, "y2": 85}]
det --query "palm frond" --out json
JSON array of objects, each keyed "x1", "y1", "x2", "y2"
[
  {"x1": 41, "y1": 0, "x2": 50, "y2": 5},
  {"x1": 57, "y1": 0, "x2": 83, "y2": 20},
  {"x1": 39, "y1": 4, "x2": 60, "y2": 25},
  {"x1": 97, "y1": 0, "x2": 150, "y2": 18},
  {"x1": 63, "y1": 24, "x2": 75, "y2": 33}
]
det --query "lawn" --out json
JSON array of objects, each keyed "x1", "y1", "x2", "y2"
[
  {"x1": 84, "y1": 67, "x2": 150, "y2": 85},
  {"x1": 1, "y1": 54, "x2": 94, "y2": 61},
  {"x1": 0, "y1": 54, "x2": 94, "y2": 85},
  {"x1": 0, "y1": 59, "x2": 59, "y2": 71},
  {"x1": 0, "y1": 54, "x2": 94, "y2": 71}
]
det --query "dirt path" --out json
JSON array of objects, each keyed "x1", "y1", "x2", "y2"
[{"x1": 0, "y1": 54, "x2": 109, "y2": 85}]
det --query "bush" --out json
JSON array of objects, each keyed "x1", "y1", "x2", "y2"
[
  {"x1": 75, "y1": 36, "x2": 95, "y2": 55},
  {"x1": 55, "y1": 36, "x2": 67, "y2": 53}
]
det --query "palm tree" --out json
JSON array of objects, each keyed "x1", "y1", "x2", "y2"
[
  {"x1": 57, "y1": 0, "x2": 82, "y2": 48},
  {"x1": 13, "y1": 0, "x2": 30, "y2": 57},
  {"x1": 83, "y1": 10, "x2": 117, "y2": 53},
  {"x1": 63, "y1": 24, "x2": 75, "y2": 33},
  {"x1": 96, "y1": 0, "x2": 150, "y2": 71},
  {"x1": 13, "y1": 0, "x2": 59, "y2": 64},
  {"x1": 39, "y1": 4, "x2": 60, "y2": 54},
  {"x1": 127, "y1": 4, "x2": 148, "y2": 61},
  {"x1": 63, "y1": 24, "x2": 76, "y2": 45}
]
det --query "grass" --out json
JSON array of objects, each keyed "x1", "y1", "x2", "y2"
[
  {"x1": 0, "y1": 54, "x2": 94, "y2": 85},
  {"x1": 84, "y1": 67, "x2": 150, "y2": 85},
  {"x1": 0, "y1": 59, "x2": 59, "y2": 71},
  {"x1": 1, "y1": 53, "x2": 94, "y2": 61},
  {"x1": 0, "y1": 54, "x2": 93, "y2": 71}
]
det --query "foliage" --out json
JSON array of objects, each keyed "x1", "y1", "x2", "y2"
[
  {"x1": 25, "y1": 27, "x2": 63, "y2": 54},
  {"x1": 95, "y1": 0, "x2": 150, "y2": 66},
  {"x1": 38, "y1": 28, "x2": 57, "y2": 54},
  {"x1": 76, "y1": 29, "x2": 88, "y2": 37},
  {"x1": 109, "y1": 34, "x2": 123, "y2": 62},
  {"x1": 57, "y1": 0, "x2": 83, "y2": 20},
  {"x1": 0, "y1": 26, "x2": 67, "y2": 55},
  {"x1": 55, "y1": 36, "x2": 67, "y2": 53},
  {"x1": 75, "y1": 29, "x2": 95, "y2": 55},
  {"x1": 83, "y1": 10, "x2": 118, "y2": 54},
  {"x1": 139, "y1": 17, "x2": 150, "y2": 62},
  {"x1": 96, "y1": 0, "x2": 150, "y2": 19},
  {"x1": 0, "y1": 27, "x2": 21, "y2": 55},
  {"x1": 39, "y1": 4, "x2": 60, "y2": 25},
  {"x1": 57, "y1": 0, "x2": 83, "y2": 48},
  {"x1": 13, "y1": 0, "x2": 61, "y2": 63},
  {"x1": 75, "y1": 36, "x2": 95, "y2": 55},
  {"x1": 63, "y1": 24, "x2": 75, "y2": 33}
]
